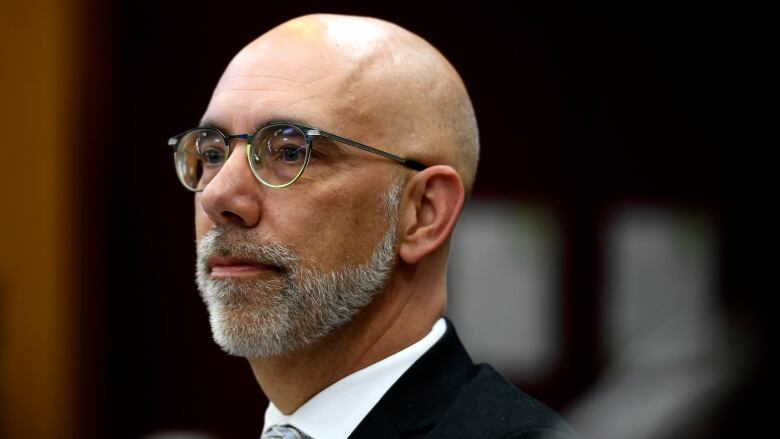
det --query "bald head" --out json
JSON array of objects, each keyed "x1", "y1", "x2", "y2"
[{"x1": 212, "y1": 14, "x2": 479, "y2": 193}]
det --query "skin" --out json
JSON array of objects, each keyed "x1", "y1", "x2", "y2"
[{"x1": 195, "y1": 14, "x2": 478, "y2": 414}]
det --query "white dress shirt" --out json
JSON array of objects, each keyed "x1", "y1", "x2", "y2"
[{"x1": 262, "y1": 317, "x2": 447, "y2": 439}]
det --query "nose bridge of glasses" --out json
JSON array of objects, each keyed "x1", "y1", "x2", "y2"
[
  {"x1": 206, "y1": 132, "x2": 256, "y2": 189},
  {"x1": 216, "y1": 133, "x2": 250, "y2": 161},
  {"x1": 224, "y1": 133, "x2": 251, "y2": 148}
]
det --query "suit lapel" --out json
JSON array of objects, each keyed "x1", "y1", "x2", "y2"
[
  {"x1": 349, "y1": 318, "x2": 476, "y2": 438},
  {"x1": 347, "y1": 403, "x2": 399, "y2": 439}
]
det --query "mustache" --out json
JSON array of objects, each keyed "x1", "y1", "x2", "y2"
[{"x1": 196, "y1": 226, "x2": 300, "y2": 271}]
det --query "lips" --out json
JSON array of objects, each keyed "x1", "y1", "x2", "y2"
[{"x1": 207, "y1": 256, "x2": 278, "y2": 278}]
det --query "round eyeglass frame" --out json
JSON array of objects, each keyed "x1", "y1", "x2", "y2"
[{"x1": 168, "y1": 122, "x2": 427, "y2": 192}]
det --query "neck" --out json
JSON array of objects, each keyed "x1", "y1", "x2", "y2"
[{"x1": 248, "y1": 264, "x2": 445, "y2": 414}]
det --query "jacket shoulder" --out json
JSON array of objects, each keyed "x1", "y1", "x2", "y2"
[{"x1": 427, "y1": 364, "x2": 579, "y2": 438}]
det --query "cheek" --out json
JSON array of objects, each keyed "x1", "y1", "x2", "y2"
[
  {"x1": 194, "y1": 195, "x2": 212, "y2": 240},
  {"x1": 291, "y1": 184, "x2": 387, "y2": 268}
]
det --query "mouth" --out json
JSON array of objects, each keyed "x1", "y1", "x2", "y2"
[{"x1": 207, "y1": 256, "x2": 281, "y2": 279}]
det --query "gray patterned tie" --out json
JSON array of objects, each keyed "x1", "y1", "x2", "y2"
[{"x1": 261, "y1": 424, "x2": 313, "y2": 439}]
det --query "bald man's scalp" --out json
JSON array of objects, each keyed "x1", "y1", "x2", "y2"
[{"x1": 216, "y1": 14, "x2": 479, "y2": 193}]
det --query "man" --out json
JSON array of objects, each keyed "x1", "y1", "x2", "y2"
[{"x1": 169, "y1": 13, "x2": 578, "y2": 439}]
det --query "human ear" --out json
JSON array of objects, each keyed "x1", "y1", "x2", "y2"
[{"x1": 398, "y1": 165, "x2": 465, "y2": 264}]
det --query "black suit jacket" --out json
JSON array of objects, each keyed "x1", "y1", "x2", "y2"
[{"x1": 349, "y1": 318, "x2": 578, "y2": 439}]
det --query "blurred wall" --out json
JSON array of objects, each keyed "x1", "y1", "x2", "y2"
[{"x1": 0, "y1": 0, "x2": 76, "y2": 438}]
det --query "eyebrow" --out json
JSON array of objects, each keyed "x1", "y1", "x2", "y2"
[
  {"x1": 198, "y1": 117, "x2": 312, "y2": 134},
  {"x1": 197, "y1": 118, "x2": 225, "y2": 131},
  {"x1": 197, "y1": 118, "x2": 352, "y2": 154}
]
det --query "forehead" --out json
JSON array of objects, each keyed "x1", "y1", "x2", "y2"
[
  {"x1": 203, "y1": 46, "x2": 359, "y2": 133},
  {"x1": 208, "y1": 79, "x2": 325, "y2": 125}
]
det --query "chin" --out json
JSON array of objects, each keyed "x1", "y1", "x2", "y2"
[{"x1": 207, "y1": 301, "x2": 299, "y2": 358}]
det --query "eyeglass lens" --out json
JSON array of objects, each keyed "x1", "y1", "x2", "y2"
[
  {"x1": 174, "y1": 124, "x2": 310, "y2": 191},
  {"x1": 248, "y1": 124, "x2": 308, "y2": 187}
]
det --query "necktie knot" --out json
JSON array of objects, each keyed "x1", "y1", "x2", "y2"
[{"x1": 261, "y1": 424, "x2": 312, "y2": 439}]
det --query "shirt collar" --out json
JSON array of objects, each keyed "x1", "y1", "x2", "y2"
[{"x1": 263, "y1": 317, "x2": 446, "y2": 439}]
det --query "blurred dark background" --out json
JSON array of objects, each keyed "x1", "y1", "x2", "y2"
[{"x1": 1, "y1": 2, "x2": 772, "y2": 438}]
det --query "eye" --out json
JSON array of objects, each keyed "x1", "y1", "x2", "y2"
[
  {"x1": 200, "y1": 147, "x2": 225, "y2": 165},
  {"x1": 195, "y1": 131, "x2": 226, "y2": 166},
  {"x1": 278, "y1": 145, "x2": 306, "y2": 163}
]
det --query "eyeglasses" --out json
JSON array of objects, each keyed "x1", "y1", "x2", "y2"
[{"x1": 168, "y1": 122, "x2": 427, "y2": 191}]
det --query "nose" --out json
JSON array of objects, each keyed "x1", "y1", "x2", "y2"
[{"x1": 198, "y1": 140, "x2": 262, "y2": 228}]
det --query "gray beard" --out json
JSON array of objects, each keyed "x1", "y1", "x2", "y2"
[{"x1": 195, "y1": 183, "x2": 401, "y2": 358}]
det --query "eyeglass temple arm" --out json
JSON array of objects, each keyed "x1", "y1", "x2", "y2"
[{"x1": 313, "y1": 131, "x2": 427, "y2": 171}]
